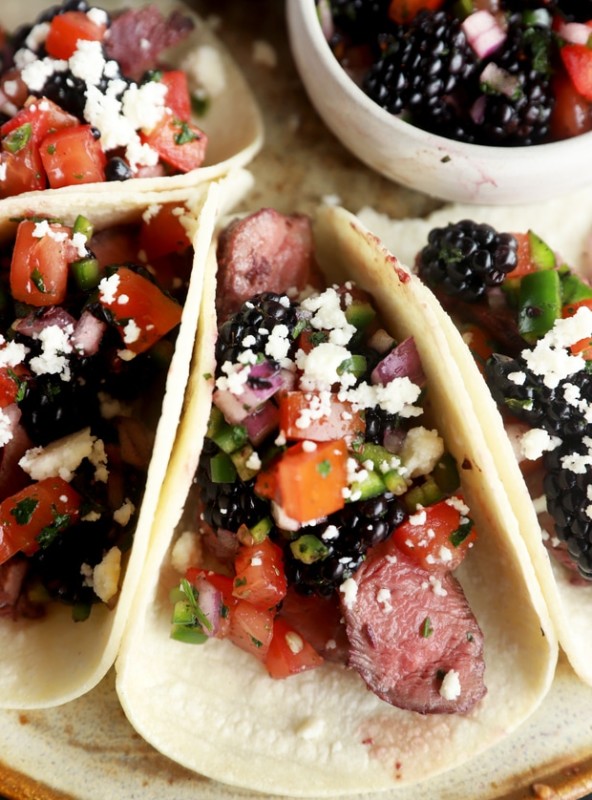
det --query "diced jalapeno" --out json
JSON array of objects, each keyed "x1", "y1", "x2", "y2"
[
  {"x1": 528, "y1": 230, "x2": 556, "y2": 270},
  {"x1": 209, "y1": 452, "x2": 237, "y2": 483},
  {"x1": 71, "y1": 257, "x2": 101, "y2": 291},
  {"x1": 290, "y1": 534, "x2": 329, "y2": 564},
  {"x1": 72, "y1": 214, "x2": 94, "y2": 242},
  {"x1": 518, "y1": 269, "x2": 561, "y2": 343}
]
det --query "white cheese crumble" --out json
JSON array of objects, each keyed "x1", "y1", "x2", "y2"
[
  {"x1": 439, "y1": 669, "x2": 461, "y2": 701},
  {"x1": 400, "y1": 427, "x2": 445, "y2": 478},
  {"x1": 113, "y1": 499, "x2": 135, "y2": 527},
  {"x1": 245, "y1": 451, "x2": 262, "y2": 471},
  {"x1": 445, "y1": 495, "x2": 470, "y2": 516},
  {"x1": 0, "y1": 337, "x2": 28, "y2": 368},
  {"x1": 522, "y1": 306, "x2": 592, "y2": 389},
  {"x1": 339, "y1": 577, "x2": 358, "y2": 609},
  {"x1": 99, "y1": 273, "x2": 120, "y2": 305},
  {"x1": 0, "y1": 408, "x2": 14, "y2": 447},
  {"x1": 90, "y1": 546, "x2": 121, "y2": 603},
  {"x1": 285, "y1": 631, "x2": 304, "y2": 654},
  {"x1": 300, "y1": 287, "x2": 356, "y2": 346},
  {"x1": 123, "y1": 319, "x2": 141, "y2": 345},
  {"x1": 29, "y1": 324, "x2": 74, "y2": 381},
  {"x1": 519, "y1": 428, "x2": 561, "y2": 461},
  {"x1": 376, "y1": 587, "x2": 392, "y2": 612},
  {"x1": 19, "y1": 428, "x2": 102, "y2": 482},
  {"x1": 170, "y1": 531, "x2": 202, "y2": 575},
  {"x1": 409, "y1": 508, "x2": 427, "y2": 526}
]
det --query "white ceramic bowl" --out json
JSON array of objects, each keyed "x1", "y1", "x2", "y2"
[{"x1": 286, "y1": 0, "x2": 592, "y2": 206}]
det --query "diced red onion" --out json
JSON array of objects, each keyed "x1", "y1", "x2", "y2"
[
  {"x1": 479, "y1": 62, "x2": 520, "y2": 99},
  {"x1": 367, "y1": 327, "x2": 396, "y2": 354},
  {"x1": 462, "y1": 10, "x2": 506, "y2": 59},
  {"x1": 371, "y1": 337, "x2": 426, "y2": 388},
  {"x1": 214, "y1": 363, "x2": 294, "y2": 424},
  {"x1": 72, "y1": 310, "x2": 107, "y2": 356},
  {"x1": 383, "y1": 427, "x2": 406, "y2": 455},
  {"x1": 558, "y1": 21, "x2": 592, "y2": 45},
  {"x1": 470, "y1": 94, "x2": 487, "y2": 125},
  {"x1": 244, "y1": 401, "x2": 279, "y2": 446},
  {"x1": 194, "y1": 576, "x2": 224, "y2": 638},
  {"x1": 13, "y1": 306, "x2": 76, "y2": 337}
]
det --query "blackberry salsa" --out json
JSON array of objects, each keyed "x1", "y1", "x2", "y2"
[
  {"x1": 0, "y1": 201, "x2": 193, "y2": 620},
  {"x1": 417, "y1": 219, "x2": 592, "y2": 580},
  {"x1": 321, "y1": 0, "x2": 592, "y2": 145},
  {"x1": 171, "y1": 272, "x2": 483, "y2": 700},
  {"x1": 0, "y1": 0, "x2": 208, "y2": 198}
]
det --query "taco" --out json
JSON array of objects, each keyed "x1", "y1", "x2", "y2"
[
  {"x1": 0, "y1": 0, "x2": 262, "y2": 200},
  {"x1": 115, "y1": 205, "x2": 556, "y2": 796},
  {"x1": 364, "y1": 190, "x2": 592, "y2": 689},
  {"x1": 0, "y1": 179, "x2": 226, "y2": 709}
]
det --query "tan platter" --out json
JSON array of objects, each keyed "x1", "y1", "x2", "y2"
[{"x1": 0, "y1": 1, "x2": 592, "y2": 799}]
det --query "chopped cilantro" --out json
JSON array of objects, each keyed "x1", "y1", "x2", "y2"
[
  {"x1": 46, "y1": 144, "x2": 56, "y2": 155},
  {"x1": 180, "y1": 578, "x2": 212, "y2": 631},
  {"x1": 250, "y1": 636, "x2": 263, "y2": 648},
  {"x1": 234, "y1": 577, "x2": 247, "y2": 587},
  {"x1": 10, "y1": 496, "x2": 38, "y2": 526},
  {"x1": 4, "y1": 123, "x2": 32, "y2": 154},
  {"x1": 174, "y1": 121, "x2": 200, "y2": 146},
  {"x1": 420, "y1": 617, "x2": 434, "y2": 638},
  {"x1": 30, "y1": 268, "x2": 46, "y2": 293},
  {"x1": 37, "y1": 510, "x2": 72, "y2": 548},
  {"x1": 317, "y1": 459, "x2": 332, "y2": 477},
  {"x1": 310, "y1": 331, "x2": 329, "y2": 346},
  {"x1": 450, "y1": 519, "x2": 474, "y2": 548},
  {"x1": 7, "y1": 368, "x2": 26, "y2": 403}
]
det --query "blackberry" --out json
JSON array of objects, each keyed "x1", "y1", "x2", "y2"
[
  {"x1": 215, "y1": 292, "x2": 300, "y2": 373},
  {"x1": 329, "y1": 0, "x2": 392, "y2": 46},
  {"x1": 285, "y1": 493, "x2": 406, "y2": 596},
  {"x1": 364, "y1": 407, "x2": 400, "y2": 445},
  {"x1": 544, "y1": 440, "x2": 592, "y2": 580},
  {"x1": 486, "y1": 354, "x2": 592, "y2": 438},
  {"x1": 196, "y1": 440, "x2": 269, "y2": 532},
  {"x1": 105, "y1": 157, "x2": 133, "y2": 182},
  {"x1": 363, "y1": 11, "x2": 478, "y2": 129},
  {"x1": 417, "y1": 220, "x2": 518, "y2": 302},
  {"x1": 475, "y1": 15, "x2": 554, "y2": 146}
]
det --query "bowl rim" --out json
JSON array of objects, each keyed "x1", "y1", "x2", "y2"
[{"x1": 292, "y1": 0, "x2": 592, "y2": 161}]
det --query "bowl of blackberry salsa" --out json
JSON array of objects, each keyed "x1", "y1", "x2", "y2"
[{"x1": 287, "y1": 0, "x2": 592, "y2": 205}]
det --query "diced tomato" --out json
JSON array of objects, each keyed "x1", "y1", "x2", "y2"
[
  {"x1": 255, "y1": 439, "x2": 348, "y2": 524},
  {"x1": 562, "y1": 298, "x2": 592, "y2": 358},
  {"x1": 227, "y1": 599, "x2": 275, "y2": 661},
  {"x1": 10, "y1": 219, "x2": 78, "y2": 306},
  {"x1": 388, "y1": 0, "x2": 444, "y2": 24},
  {"x1": 0, "y1": 141, "x2": 46, "y2": 198},
  {"x1": 279, "y1": 391, "x2": 365, "y2": 443},
  {"x1": 141, "y1": 112, "x2": 208, "y2": 173},
  {"x1": 138, "y1": 202, "x2": 191, "y2": 260},
  {"x1": 98, "y1": 266, "x2": 183, "y2": 354},
  {"x1": 391, "y1": 497, "x2": 477, "y2": 571},
  {"x1": 0, "y1": 364, "x2": 30, "y2": 408},
  {"x1": 550, "y1": 71, "x2": 592, "y2": 141},
  {"x1": 160, "y1": 71, "x2": 192, "y2": 121},
  {"x1": 503, "y1": 233, "x2": 538, "y2": 281},
  {"x1": 264, "y1": 617, "x2": 324, "y2": 679},
  {"x1": 1, "y1": 97, "x2": 78, "y2": 145},
  {"x1": 560, "y1": 43, "x2": 592, "y2": 103},
  {"x1": 0, "y1": 477, "x2": 81, "y2": 565},
  {"x1": 460, "y1": 324, "x2": 498, "y2": 376},
  {"x1": 233, "y1": 538, "x2": 287, "y2": 610},
  {"x1": 45, "y1": 10, "x2": 107, "y2": 60},
  {"x1": 40, "y1": 125, "x2": 106, "y2": 189}
]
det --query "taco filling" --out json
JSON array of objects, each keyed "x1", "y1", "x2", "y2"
[
  {"x1": 0, "y1": 0, "x2": 208, "y2": 197},
  {"x1": 416, "y1": 220, "x2": 592, "y2": 584},
  {"x1": 0, "y1": 201, "x2": 193, "y2": 620},
  {"x1": 169, "y1": 208, "x2": 486, "y2": 715}
]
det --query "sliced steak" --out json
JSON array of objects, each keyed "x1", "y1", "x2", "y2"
[
  {"x1": 105, "y1": 7, "x2": 195, "y2": 81},
  {"x1": 279, "y1": 587, "x2": 349, "y2": 664},
  {"x1": 215, "y1": 209, "x2": 320, "y2": 322},
  {"x1": 340, "y1": 546, "x2": 486, "y2": 714}
]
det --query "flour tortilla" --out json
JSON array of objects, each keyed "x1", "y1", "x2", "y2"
[
  {"x1": 0, "y1": 177, "x2": 232, "y2": 709},
  {"x1": 115, "y1": 205, "x2": 557, "y2": 797},
  {"x1": 356, "y1": 187, "x2": 592, "y2": 688},
  {"x1": 0, "y1": 0, "x2": 263, "y2": 202}
]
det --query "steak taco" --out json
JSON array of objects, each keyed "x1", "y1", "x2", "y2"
[
  {"x1": 366, "y1": 189, "x2": 592, "y2": 689},
  {"x1": 115, "y1": 205, "x2": 556, "y2": 796},
  {"x1": 0, "y1": 0, "x2": 262, "y2": 201},
  {"x1": 0, "y1": 179, "x2": 224, "y2": 708}
]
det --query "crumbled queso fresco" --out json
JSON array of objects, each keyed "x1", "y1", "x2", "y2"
[{"x1": 14, "y1": 13, "x2": 167, "y2": 170}]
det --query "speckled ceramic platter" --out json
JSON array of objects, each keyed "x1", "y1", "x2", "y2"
[{"x1": 0, "y1": 0, "x2": 592, "y2": 798}]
